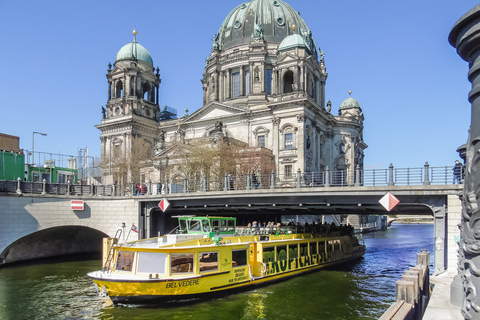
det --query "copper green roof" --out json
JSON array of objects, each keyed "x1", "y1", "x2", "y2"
[
  {"x1": 212, "y1": 0, "x2": 317, "y2": 58},
  {"x1": 277, "y1": 34, "x2": 311, "y2": 54},
  {"x1": 115, "y1": 41, "x2": 153, "y2": 66},
  {"x1": 340, "y1": 96, "x2": 361, "y2": 110}
]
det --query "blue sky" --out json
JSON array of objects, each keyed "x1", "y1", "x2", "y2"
[{"x1": 0, "y1": 0, "x2": 477, "y2": 169}]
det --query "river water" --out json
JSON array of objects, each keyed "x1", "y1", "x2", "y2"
[{"x1": 0, "y1": 224, "x2": 434, "y2": 320}]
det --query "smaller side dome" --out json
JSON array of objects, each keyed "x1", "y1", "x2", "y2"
[
  {"x1": 115, "y1": 30, "x2": 153, "y2": 66},
  {"x1": 115, "y1": 42, "x2": 153, "y2": 66},
  {"x1": 277, "y1": 34, "x2": 312, "y2": 54},
  {"x1": 340, "y1": 91, "x2": 361, "y2": 111}
]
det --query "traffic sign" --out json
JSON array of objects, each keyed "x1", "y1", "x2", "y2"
[
  {"x1": 159, "y1": 198, "x2": 170, "y2": 212},
  {"x1": 379, "y1": 192, "x2": 400, "y2": 211},
  {"x1": 71, "y1": 200, "x2": 84, "y2": 210}
]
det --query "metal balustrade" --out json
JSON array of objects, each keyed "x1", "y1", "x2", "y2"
[{"x1": 0, "y1": 163, "x2": 464, "y2": 196}]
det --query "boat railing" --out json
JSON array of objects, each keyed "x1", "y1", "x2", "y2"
[{"x1": 234, "y1": 225, "x2": 354, "y2": 237}]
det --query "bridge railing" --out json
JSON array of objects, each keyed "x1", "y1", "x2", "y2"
[{"x1": 0, "y1": 163, "x2": 463, "y2": 196}]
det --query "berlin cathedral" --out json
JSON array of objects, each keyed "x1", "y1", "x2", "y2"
[{"x1": 96, "y1": 0, "x2": 367, "y2": 188}]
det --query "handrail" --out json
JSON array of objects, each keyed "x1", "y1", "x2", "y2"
[{"x1": 0, "y1": 164, "x2": 464, "y2": 196}]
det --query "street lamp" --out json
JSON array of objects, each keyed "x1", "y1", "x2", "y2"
[
  {"x1": 153, "y1": 155, "x2": 169, "y2": 183},
  {"x1": 32, "y1": 132, "x2": 47, "y2": 166}
]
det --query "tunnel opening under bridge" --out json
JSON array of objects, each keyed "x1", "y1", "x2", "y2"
[{"x1": 0, "y1": 226, "x2": 108, "y2": 265}]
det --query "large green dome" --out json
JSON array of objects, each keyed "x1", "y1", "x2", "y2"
[
  {"x1": 115, "y1": 40, "x2": 153, "y2": 66},
  {"x1": 212, "y1": 0, "x2": 317, "y2": 56}
]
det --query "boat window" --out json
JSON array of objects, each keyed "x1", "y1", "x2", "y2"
[
  {"x1": 327, "y1": 240, "x2": 333, "y2": 253},
  {"x1": 171, "y1": 253, "x2": 194, "y2": 274},
  {"x1": 277, "y1": 245, "x2": 287, "y2": 262},
  {"x1": 188, "y1": 219, "x2": 202, "y2": 232},
  {"x1": 263, "y1": 246, "x2": 275, "y2": 264},
  {"x1": 179, "y1": 220, "x2": 187, "y2": 233},
  {"x1": 227, "y1": 219, "x2": 235, "y2": 232},
  {"x1": 220, "y1": 220, "x2": 227, "y2": 232},
  {"x1": 309, "y1": 242, "x2": 317, "y2": 255},
  {"x1": 212, "y1": 220, "x2": 219, "y2": 232},
  {"x1": 137, "y1": 252, "x2": 167, "y2": 274},
  {"x1": 288, "y1": 244, "x2": 298, "y2": 261},
  {"x1": 334, "y1": 240, "x2": 340, "y2": 252},
  {"x1": 300, "y1": 243, "x2": 308, "y2": 257},
  {"x1": 199, "y1": 252, "x2": 218, "y2": 272},
  {"x1": 319, "y1": 241, "x2": 325, "y2": 254},
  {"x1": 116, "y1": 251, "x2": 134, "y2": 272},
  {"x1": 232, "y1": 249, "x2": 247, "y2": 267},
  {"x1": 202, "y1": 220, "x2": 211, "y2": 232}
]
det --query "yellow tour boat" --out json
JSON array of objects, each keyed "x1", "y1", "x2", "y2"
[{"x1": 88, "y1": 216, "x2": 366, "y2": 305}]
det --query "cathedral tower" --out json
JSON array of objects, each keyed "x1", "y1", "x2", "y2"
[{"x1": 96, "y1": 29, "x2": 161, "y2": 182}]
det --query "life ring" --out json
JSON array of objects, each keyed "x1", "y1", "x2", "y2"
[{"x1": 258, "y1": 262, "x2": 266, "y2": 277}]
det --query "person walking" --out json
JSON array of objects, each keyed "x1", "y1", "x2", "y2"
[{"x1": 453, "y1": 160, "x2": 463, "y2": 184}]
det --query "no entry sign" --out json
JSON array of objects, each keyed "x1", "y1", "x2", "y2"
[{"x1": 71, "y1": 200, "x2": 84, "y2": 210}]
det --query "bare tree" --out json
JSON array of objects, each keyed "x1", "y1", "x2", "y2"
[{"x1": 105, "y1": 137, "x2": 152, "y2": 187}]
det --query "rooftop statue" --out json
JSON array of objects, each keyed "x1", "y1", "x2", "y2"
[{"x1": 252, "y1": 23, "x2": 264, "y2": 41}]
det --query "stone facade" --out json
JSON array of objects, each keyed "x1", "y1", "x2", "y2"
[{"x1": 97, "y1": 0, "x2": 367, "y2": 184}]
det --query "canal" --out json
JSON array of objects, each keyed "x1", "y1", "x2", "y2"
[{"x1": 0, "y1": 224, "x2": 434, "y2": 320}]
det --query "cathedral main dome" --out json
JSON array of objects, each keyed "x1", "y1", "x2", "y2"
[{"x1": 212, "y1": 0, "x2": 317, "y2": 56}]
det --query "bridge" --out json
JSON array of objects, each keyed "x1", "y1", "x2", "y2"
[{"x1": 0, "y1": 164, "x2": 463, "y2": 275}]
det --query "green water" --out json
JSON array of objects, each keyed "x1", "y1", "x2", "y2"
[{"x1": 0, "y1": 224, "x2": 434, "y2": 320}]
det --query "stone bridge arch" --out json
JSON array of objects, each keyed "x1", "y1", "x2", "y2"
[
  {"x1": 0, "y1": 196, "x2": 140, "y2": 265},
  {"x1": 1, "y1": 225, "x2": 108, "y2": 264}
]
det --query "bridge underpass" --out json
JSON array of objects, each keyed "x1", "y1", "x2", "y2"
[{"x1": 138, "y1": 185, "x2": 462, "y2": 274}]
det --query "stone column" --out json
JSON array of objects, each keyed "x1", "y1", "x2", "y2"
[
  {"x1": 226, "y1": 69, "x2": 231, "y2": 99},
  {"x1": 272, "y1": 117, "x2": 280, "y2": 169},
  {"x1": 240, "y1": 66, "x2": 244, "y2": 96},
  {"x1": 320, "y1": 80, "x2": 326, "y2": 109},
  {"x1": 316, "y1": 78, "x2": 321, "y2": 105},
  {"x1": 220, "y1": 71, "x2": 225, "y2": 102},
  {"x1": 272, "y1": 69, "x2": 278, "y2": 95},
  {"x1": 449, "y1": 5, "x2": 480, "y2": 318},
  {"x1": 296, "y1": 114, "x2": 306, "y2": 172}
]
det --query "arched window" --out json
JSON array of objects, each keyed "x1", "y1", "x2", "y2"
[
  {"x1": 116, "y1": 81, "x2": 123, "y2": 98},
  {"x1": 130, "y1": 76, "x2": 135, "y2": 96},
  {"x1": 142, "y1": 82, "x2": 150, "y2": 100},
  {"x1": 283, "y1": 70, "x2": 294, "y2": 93},
  {"x1": 280, "y1": 124, "x2": 295, "y2": 150}
]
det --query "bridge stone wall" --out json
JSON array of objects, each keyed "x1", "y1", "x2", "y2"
[
  {"x1": 447, "y1": 195, "x2": 461, "y2": 273},
  {"x1": 0, "y1": 195, "x2": 139, "y2": 261}
]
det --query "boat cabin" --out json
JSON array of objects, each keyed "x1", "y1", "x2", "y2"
[{"x1": 177, "y1": 216, "x2": 236, "y2": 237}]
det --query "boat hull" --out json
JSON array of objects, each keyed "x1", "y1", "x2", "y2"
[{"x1": 89, "y1": 248, "x2": 365, "y2": 305}]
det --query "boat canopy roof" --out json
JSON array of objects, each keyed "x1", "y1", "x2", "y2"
[{"x1": 177, "y1": 216, "x2": 236, "y2": 235}]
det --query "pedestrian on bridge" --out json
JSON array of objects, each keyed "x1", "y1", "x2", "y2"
[{"x1": 453, "y1": 160, "x2": 463, "y2": 184}]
